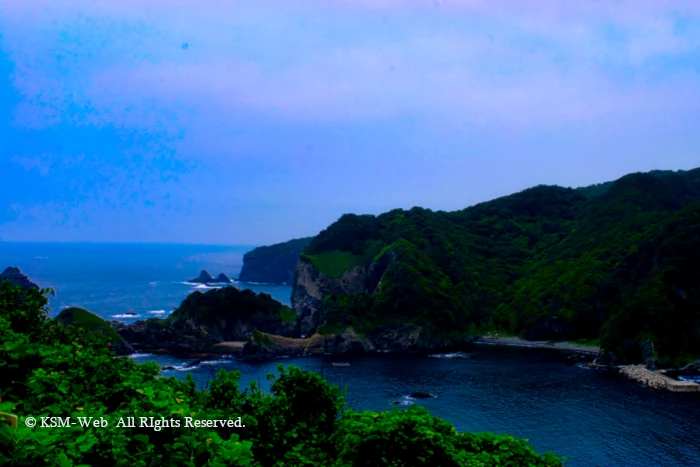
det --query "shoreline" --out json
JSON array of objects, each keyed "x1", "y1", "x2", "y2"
[
  {"x1": 473, "y1": 335, "x2": 600, "y2": 355},
  {"x1": 123, "y1": 335, "x2": 602, "y2": 362}
]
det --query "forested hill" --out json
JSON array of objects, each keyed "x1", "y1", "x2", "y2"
[
  {"x1": 297, "y1": 168, "x2": 700, "y2": 364},
  {"x1": 239, "y1": 236, "x2": 314, "y2": 284}
]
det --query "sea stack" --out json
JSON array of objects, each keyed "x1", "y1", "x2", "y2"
[
  {"x1": 214, "y1": 273, "x2": 232, "y2": 283},
  {"x1": 189, "y1": 270, "x2": 216, "y2": 284},
  {"x1": 1, "y1": 267, "x2": 40, "y2": 291},
  {"x1": 188, "y1": 270, "x2": 232, "y2": 285}
]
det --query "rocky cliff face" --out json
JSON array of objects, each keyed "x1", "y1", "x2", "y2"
[
  {"x1": 287, "y1": 253, "x2": 465, "y2": 355},
  {"x1": 239, "y1": 236, "x2": 314, "y2": 284},
  {"x1": 1, "y1": 267, "x2": 39, "y2": 290},
  {"x1": 292, "y1": 257, "x2": 368, "y2": 335}
]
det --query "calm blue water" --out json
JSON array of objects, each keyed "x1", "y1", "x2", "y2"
[
  {"x1": 137, "y1": 348, "x2": 700, "y2": 467},
  {"x1": 3, "y1": 242, "x2": 700, "y2": 466},
  {"x1": 0, "y1": 242, "x2": 293, "y2": 321}
]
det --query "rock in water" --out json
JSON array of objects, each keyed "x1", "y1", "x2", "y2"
[
  {"x1": 1, "y1": 267, "x2": 39, "y2": 290},
  {"x1": 114, "y1": 287, "x2": 298, "y2": 354},
  {"x1": 189, "y1": 270, "x2": 216, "y2": 284},
  {"x1": 214, "y1": 273, "x2": 232, "y2": 283}
]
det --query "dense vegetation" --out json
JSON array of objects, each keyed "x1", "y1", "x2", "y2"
[
  {"x1": 0, "y1": 281, "x2": 564, "y2": 466},
  {"x1": 239, "y1": 237, "x2": 314, "y2": 284},
  {"x1": 117, "y1": 287, "x2": 298, "y2": 353},
  {"x1": 55, "y1": 307, "x2": 133, "y2": 355},
  {"x1": 172, "y1": 287, "x2": 297, "y2": 326},
  {"x1": 301, "y1": 169, "x2": 700, "y2": 364}
]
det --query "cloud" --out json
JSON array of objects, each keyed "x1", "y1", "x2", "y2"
[{"x1": 1, "y1": 0, "x2": 699, "y2": 160}]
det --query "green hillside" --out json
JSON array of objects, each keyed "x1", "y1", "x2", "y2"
[
  {"x1": 55, "y1": 306, "x2": 133, "y2": 355},
  {"x1": 301, "y1": 168, "x2": 700, "y2": 364}
]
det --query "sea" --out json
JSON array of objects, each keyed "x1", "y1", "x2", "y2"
[{"x1": 2, "y1": 241, "x2": 700, "y2": 467}]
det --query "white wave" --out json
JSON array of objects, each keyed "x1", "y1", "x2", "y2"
[
  {"x1": 149, "y1": 281, "x2": 158, "y2": 286},
  {"x1": 200, "y1": 360, "x2": 229, "y2": 365},
  {"x1": 391, "y1": 396, "x2": 415, "y2": 407},
  {"x1": 129, "y1": 353, "x2": 153, "y2": 359},
  {"x1": 428, "y1": 352, "x2": 471, "y2": 359},
  {"x1": 195, "y1": 284, "x2": 222, "y2": 290},
  {"x1": 147, "y1": 310, "x2": 167, "y2": 315},
  {"x1": 240, "y1": 281, "x2": 285, "y2": 286},
  {"x1": 112, "y1": 313, "x2": 140, "y2": 319},
  {"x1": 34, "y1": 256, "x2": 49, "y2": 259}
]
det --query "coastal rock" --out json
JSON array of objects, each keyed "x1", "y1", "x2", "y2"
[
  {"x1": 114, "y1": 287, "x2": 297, "y2": 354},
  {"x1": 325, "y1": 328, "x2": 375, "y2": 354},
  {"x1": 369, "y1": 324, "x2": 429, "y2": 352},
  {"x1": 292, "y1": 257, "x2": 367, "y2": 336},
  {"x1": 242, "y1": 325, "x2": 471, "y2": 360},
  {"x1": 1, "y1": 267, "x2": 39, "y2": 291},
  {"x1": 187, "y1": 270, "x2": 233, "y2": 285},
  {"x1": 188, "y1": 270, "x2": 216, "y2": 284},
  {"x1": 242, "y1": 333, "x2": 325, "y2": 360},
  {"x1": 239, "y1": 237, "x2": 314, "y2": 284},
  {"x1": 214, "y1": 273, "x2": 232, "y2": 283}
]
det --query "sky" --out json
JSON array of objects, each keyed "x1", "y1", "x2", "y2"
[{"x1": 1, "y1": 0, "x2": 699, "y2": 245}]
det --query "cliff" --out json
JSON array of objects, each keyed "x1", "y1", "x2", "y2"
[
  {"x1": 239, "y1": 236, "x2": 314, "y2": 284},
  {"x1": 1, "y1": 267, "x2": 39, "y2": 291},
  {"x1": 281, "y1": 168, "x2": 700, "y2": 363},
  {"x1": 114, "y1": 286, "x2": 297, "y2": 354}
]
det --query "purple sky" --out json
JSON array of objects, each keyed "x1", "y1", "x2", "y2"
[{"x1": 1, "y1": 0, "x2": 699, "y2": 245}]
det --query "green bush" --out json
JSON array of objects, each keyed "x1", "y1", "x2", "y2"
[{"x1": 0, "y1": 283, "x2": 564, "y2": 466}]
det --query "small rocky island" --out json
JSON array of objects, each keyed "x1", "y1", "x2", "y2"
[
  {"x1": 112, "y1": 286, "x2": 297, "y2": 355},
  {"x1": 188, "y1": 270, "x2": 233, "y2": 285},
  {"x1": 1, "y1": 266, "x2": 39, "y2": 290}
]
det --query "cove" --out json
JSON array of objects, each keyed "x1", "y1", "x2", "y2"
[{"x1": 138, "y1": 345, "x2": 700, "y2": 467}]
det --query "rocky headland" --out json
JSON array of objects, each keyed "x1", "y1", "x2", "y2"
[
  {"x1": 110, "y1": 168, "x2": 700, "y2": 374},
  {"x1": 238, "y1": 236, "x2": 313, "y2": 284}
]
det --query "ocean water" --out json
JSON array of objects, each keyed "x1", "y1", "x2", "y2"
[
  {"x1": 138, "y1": 348, "x2": 700, "y2": 467},
  {"x1": 3, "y1": 242, "x2": 700, "y2": 466},
  {"x1": 0, "y1": 242, "x2": 293, "y2": 321}
]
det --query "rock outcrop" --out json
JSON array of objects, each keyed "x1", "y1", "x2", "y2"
[
  {"x1": 289, "y1": 253, "x2": 471, "y2": 355},
  {"x1": 188, "y1": 270, "x2": 216, "y2": 284},
  {"x1": 214, "y1": 273, "x2": 233, "y2": 283},
  {"x1": 241, "y1": 328, "x2": 375, "y2": 360},
  {"x1": 114, "y1": 287, "x2": 296, "y2": 354},
  {"x1": 188, "y1": 270, "x2": 232, "y2": 284},
  {"x1": 1, "y1": 267, "x2": 39, "y2": 291},
  {"x1": 292, "y1": 257, "x2": 368, "y2": 336}
]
